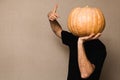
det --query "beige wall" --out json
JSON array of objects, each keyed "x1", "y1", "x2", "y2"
[{"x1": 0, "y1": 0, "x2": 120, "y2": 80}]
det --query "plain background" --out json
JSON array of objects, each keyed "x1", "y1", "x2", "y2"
[{"x1": 0, "y1": 0, "x2": 120, "y2": 80}]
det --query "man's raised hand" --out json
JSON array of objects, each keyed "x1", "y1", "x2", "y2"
[{"x1": 48, "y1": 4, "x2": 59, "y2": 21}]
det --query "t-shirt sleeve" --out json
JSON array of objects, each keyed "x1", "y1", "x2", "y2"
[{"x1": 61, "y1": 30, "x2": 78, "y2": 46}]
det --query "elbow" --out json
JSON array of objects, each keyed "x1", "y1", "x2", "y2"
[
  {"x1": 55, "y1": 29, "x2": 62, "y2": 38},
  {"x1": 81, "y1": 73, "x2": 91, "y2": 79},
  {"x1": 81, "y1": 65, "x2": 95, "y2": 79}
]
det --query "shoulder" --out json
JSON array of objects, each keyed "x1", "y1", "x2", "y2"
[
  {"x1": 61, "y1": 30, "x2": 73, "y2": 36},
  {"x1": 84, "y1": 39, "x2": 107, "y2": 54},
  {"x1": 61, "y1": 30, "x2": 78, "y2": 46},
  {"x1": 85, "y1": 39, "x2": 106, "y2": 48},
  {"x1": 94, "y1": 39, "x2": 106, "y2": 49},
  {"x1": 84, "y1": 39, "x2": 107, "y2": 59},
  {"x1": 61, "y1": 30, "x2": 77, "y2": 39}
]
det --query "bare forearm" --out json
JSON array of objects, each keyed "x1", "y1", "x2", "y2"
[
  {"x1": 78, "y1": 41, "x2": 95, "y2": 79},
  {"x1": 48, "y1": 5, "x2": 62, "y2": 38},
  {"x1": 49, "y1": 20, "x2": 62, "y2": 38}
]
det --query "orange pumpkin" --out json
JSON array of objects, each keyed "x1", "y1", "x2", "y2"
[{"x1": 67, "y1": 6, "x2": 105, "y2": 37}]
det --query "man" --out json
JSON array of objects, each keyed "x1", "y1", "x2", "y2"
[{"x1": 47, "y1": 5, "x2": 107, "y2": 80}]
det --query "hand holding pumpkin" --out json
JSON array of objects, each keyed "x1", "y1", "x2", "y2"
[
  {"x1": 48, "y1": 4, "x2": 59, "y2": 21},
  {"x1": 78, "y1": 33, "x2": 101, "y2": 44}
]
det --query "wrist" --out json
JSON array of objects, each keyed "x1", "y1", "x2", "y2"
[{"x1": 78, "y1": 38, "x2": 84, "y2": 45}]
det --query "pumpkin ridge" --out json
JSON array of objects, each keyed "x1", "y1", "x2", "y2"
[
  {"x1": 71, "y1": 8, "x2": 77, "y2": 35},
  {"x1": 74, "y1": 8, "x2": 80, "y2": 36},
  {"x1": 97, "y1": 9, "x2": 105, "y2": 32}
]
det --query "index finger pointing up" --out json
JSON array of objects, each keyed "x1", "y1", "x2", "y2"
[{"x1": 53, "y1": 4, "x2": 58, "y2": 13}]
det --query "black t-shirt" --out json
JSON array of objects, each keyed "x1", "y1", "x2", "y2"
[{"x1": 61, "y1": 31, "x2": 107, "y2": 80}]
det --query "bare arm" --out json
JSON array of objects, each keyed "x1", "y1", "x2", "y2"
[
  {"x1": 48, "y1": 5, "x2": 62, "y2": 38},
  {"x1": 78, "y1": 33, "x2": 101, "y2": 79}
]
